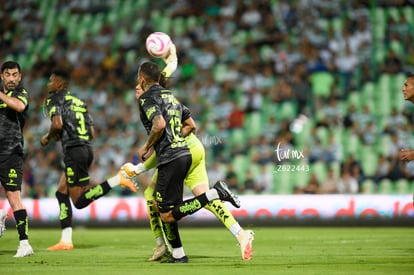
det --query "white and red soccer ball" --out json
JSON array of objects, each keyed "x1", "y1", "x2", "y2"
[{"x1": 145, "y1": 32, "x2": 172, "y2": 58}]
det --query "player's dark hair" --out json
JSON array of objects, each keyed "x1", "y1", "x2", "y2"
[
  {"x1": 1, "y1": 61, "x2": 21, "y2": 73},
  {"x1": 139, "y1": 62, "x2": 161, "y2": 83},
  {"x1": 52, "y1": 69, "x2": 70, "y2": 81}
]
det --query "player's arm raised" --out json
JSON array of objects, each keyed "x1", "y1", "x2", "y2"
[{"x1": 161, "y1": 44, "x2": 177, "y2": 78}]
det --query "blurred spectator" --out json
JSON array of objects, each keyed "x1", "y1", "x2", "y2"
[
  {"x1": 359, "y1": 120, "x2": 378, "y2": 145},
  {"x1": 380, "y1": 50, "x2": 403, "y2": 74},
  {"x1": 251, "y1": 135, "x2": 273, "y2": 165},
  {"x1": 301, "y1": 173, "x2": 320, "y2": 194},
  {"x1": 224, "y1": 163, "x2": 240, "y2": 192},
  {"x1": 255, "y1": 165, "x2": 273, "y2": 193},
  {"x1": 384, "y1": 107, "x2": 407, "y2": 134},
  {"x1": 319, "y1": 167, "x2": 339, "y2": 194},
  {"x1": 373, "y1": 154, "x2": 392, "y2": 186},
  {"x1": 243, "y1": 169, "x2": 257, "y2": 193},
  {"x1": 227, "y1": 102, "x2": 245, "y2": 129},
  {"x1": 337, "y1": 170, "x2": 359, "y2": 194},
  {"x1": 333, "y1": 42, "x2": 359, "y2": 91},
  {"x1": 207, "y1": 162, "x2": 226, "y2": 186}
]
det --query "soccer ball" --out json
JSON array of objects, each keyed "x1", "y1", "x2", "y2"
[{"x1": 145, "y1": 32, "x2": 172, "y2": 58}]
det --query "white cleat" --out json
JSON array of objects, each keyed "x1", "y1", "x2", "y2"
[
  {"x1": 148, "y1": 243, "x2": 169, "y2": 261},
  {"x1": 14, "y1": 242, "x2": 34, "y2": 258},
  {"x1": 237, "y1": 229, "x2": 254, "y2": 261},
  {"x1": 0, "y1": 209, "x2": 7, "y2": 238}
]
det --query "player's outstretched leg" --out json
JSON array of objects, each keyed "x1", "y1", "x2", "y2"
[{"x1": 213, "y1": 181, "x2": 241, "y2": 208}]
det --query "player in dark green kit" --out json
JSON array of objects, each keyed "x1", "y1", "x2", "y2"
[
  {"x1": 0, "y1": 61, "x2": 34, "y2": 257},
  {"x1": 136, "y1": 62, "x2": 240, "y2": 263},
  {"x1": 40, "y1": 69, "x2": 137, "y2": 251}
]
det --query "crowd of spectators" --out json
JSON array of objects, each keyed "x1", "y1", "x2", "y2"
[{"x1": 1, "y1": 0, "x2": 414, "y2": 198}]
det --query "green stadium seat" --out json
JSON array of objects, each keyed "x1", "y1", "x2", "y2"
[
  {"x1": 273, "y1": 170, "x2": 292, "y2": 194},
  {"x1": 244, "y1": 112, "x2": 263, "y2": 138},
  {"x1": 310, "y1": 161, "x2": 328, "y2": 183},
  {"x1": 361, "y1": 82, "x2": 375, "y2": 101},
  {"x1": 277, "y1": 101, "x2": 297, "y2": 120},
  {"x1": 310, "y1": 72, "x2": 334, "y2": 98},
  {"x1": 232, "y1": 154, "x2": 249, "y2": 184},
  {"x1": 378, "y1": 179, "x2": 393, "y2": 194},
  {"x1": 394, "y1": 179, "x2": 410, "y2": 194},
  {"x1": 359, "y1": 145, "x2": 378, "y2": 177},
  {"x1": 342, "y1": 131, "x2": 360, "y2": 157},
  {"x1": 230, "y1": 128, "x2": 246, "y2": 145},
  {"x1": 386, "y1": 7, "x2": 400, "y2": 20},
  {"x1": 361, "y1": 179, "x2": 376, "y2": 194},
  {"x1": 403, "y1": 6, "x2": 413, "y2": 22},
  {"x1": 376, "y1": 135, "x2": 391, "y2": 156}
]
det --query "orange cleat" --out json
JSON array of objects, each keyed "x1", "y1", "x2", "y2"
[{"x1": 47, "y1": 241, "x2": 73, "y2": 251}]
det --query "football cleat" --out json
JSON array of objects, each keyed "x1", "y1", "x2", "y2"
[
  {"x1": 14, "y1": 242, "x2": 34, "y2": 258},
  {"x1": 237, "y1": 230, "x2": 254, "y2": 261},
  {"x1": 118, "y1": 170, "x2": 138, "y2": 192},
  {"x1": 148, "y1": 243, "x2": 170, "y2": 261},
  {"x1": 47, "y1": 241, "x2": 74, "y2": 251},
  {"x1": 0, "y1": 209, "x2": 7, "y2": 238},
  {"x1": 213, "y1": 181, "x2": 241, "y2": 208},
  {"x1": 161, "y1": 255, "x2": 189, "y2": 263}
]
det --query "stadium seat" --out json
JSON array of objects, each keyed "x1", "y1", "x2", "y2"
[
  {"x1": 394, "y1": 179, "x2": 410, "y2": 194},
  {"x1": 403, "y1": 6, "x2": 413, "y2": 22},
  {"x1": 230, "y1": 128, "x2": 246, "y2": 145},
  {"x1": 310, "y1": 72, "x2": 334, "y2": 98},
  {"x1": 244, "y1": 112, "x2": 263, "y2": 138},
  {"x1": 378, "y1": 179, "x2": 394, "y2": 194},
  {"x1": 342, "y1": 131, "x2": 360, "y2": 157},
  {"x1": 310, "y1": 161, "x2": 328, "y2": 183},
  {"x1": 361, "y1": 179, "x2": 376, "y2": 194},
  {"x1": 232, "y1": 154, "x2": 249, "y2": 184},
  {"x1": 278, "y1": 101, "x2": 297, "y2": 120},
  {"x1": 359, "y1": 145, "x2": 378, "y2": 177},
  {"x1": 273, "y1": 170, "x2": 292, "y2": 194}
]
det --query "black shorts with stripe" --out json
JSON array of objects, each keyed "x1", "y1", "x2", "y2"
[
  {"x1": 64, "y1": 145, "x2": 94, "y2": 187},
  {"x1": 0, "y1": 153, "x2": 24, "y2": 192},
  {"x1": 155, "y1": 154, "x2": 192, "y2": 213}
]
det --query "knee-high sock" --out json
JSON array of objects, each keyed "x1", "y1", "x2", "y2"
[
  {"x1": 13, "y1": 209, "x2": 29, "y2": 241},
  {"x1": 171, "y1": 193, "x2": 210, "y2": 221},
  {"x1": 204, "y1": 200, "x2": 237, "y2": 229},
  {"x1": 144, "y1": 186, "x2": 164, "y2": 240},
  {"x1": 162, "y1": 221, "x2": 182, "y2": 249},
  {"x1": 74, "y1": 181, "x2": 111, "y2": 209},
  {"x1": 55, "y1": 191, "x2": 72, "y2": 229}
]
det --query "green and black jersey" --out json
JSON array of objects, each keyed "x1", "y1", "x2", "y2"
[
  {"x1": 45, "y1": 90, "x2": 94, "y2": 152},
  {"x1": 138, "y1": 84, "x2": 190, "y2": 166},
  {"x1": 0, "y1": 86, "x2": 29, "y2": 156}
]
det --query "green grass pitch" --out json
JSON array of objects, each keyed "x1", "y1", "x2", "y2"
[{"x1": 1, "y1": 227, "x2": 413, "y2": 274}]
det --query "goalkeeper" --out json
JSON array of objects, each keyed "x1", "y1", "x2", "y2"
[{"x1": 122, "y1": 45, "x2": 254, "y2": 261}]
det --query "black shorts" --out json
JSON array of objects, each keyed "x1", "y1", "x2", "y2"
[
  {"x1": 155, "y1": 154, "x2": 192, "y2": 213},
  {"x1": 0, "y1": 153, "x2": 24, "y2": 192},
  {"x1": 64, "y1": 145, "x2": 94, "y2": 187}
]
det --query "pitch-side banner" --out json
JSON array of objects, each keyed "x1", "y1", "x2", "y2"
[{"x1": 0, "y1": 195, "x2": 413, "y2": 225}]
